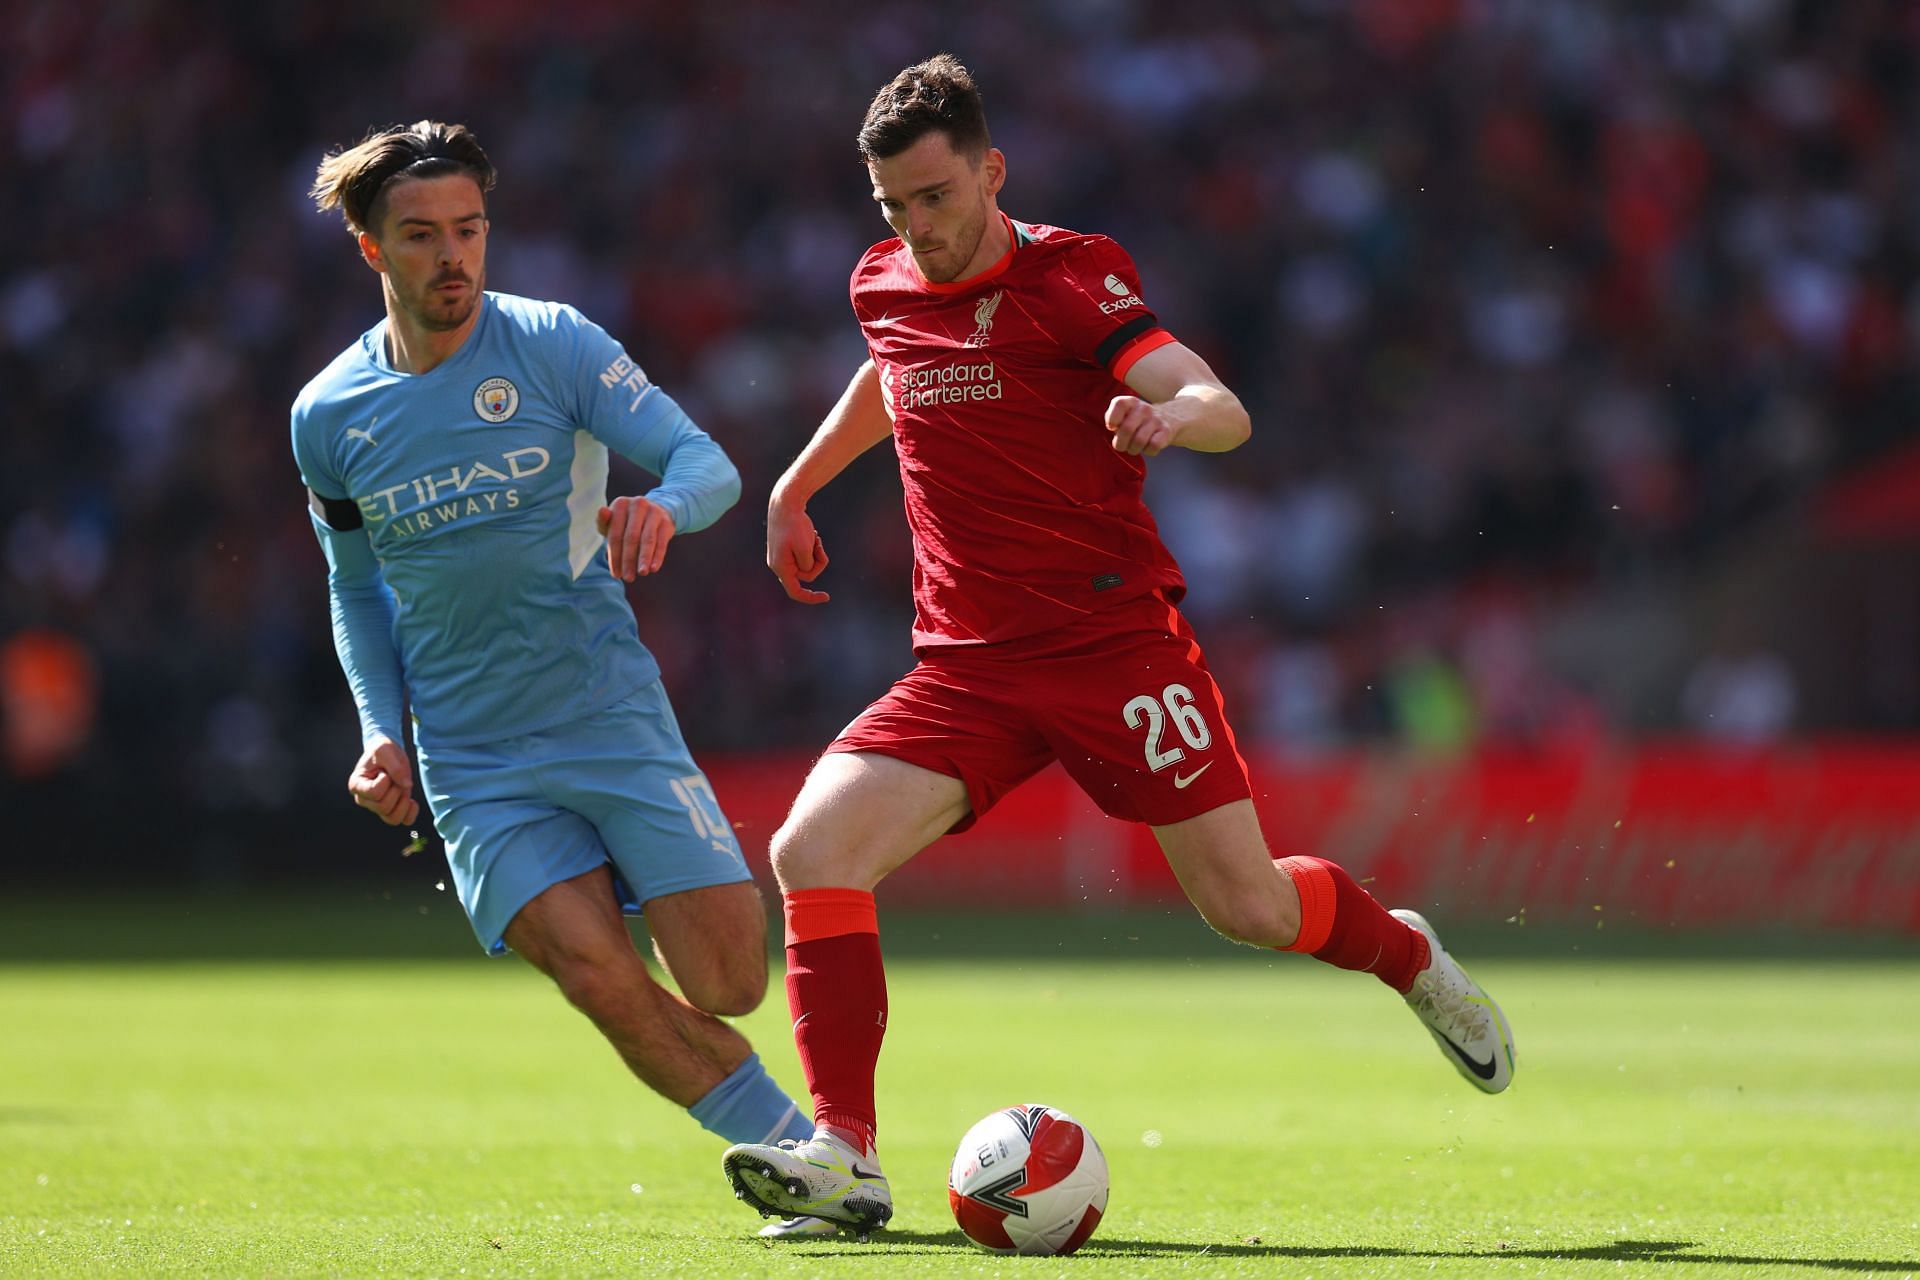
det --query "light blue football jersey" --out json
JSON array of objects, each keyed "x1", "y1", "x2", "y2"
[{"x1": 291, "y1": 292, "x2": 739, "y2": 750}]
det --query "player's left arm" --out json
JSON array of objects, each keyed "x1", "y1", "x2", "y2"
[
  {"x1": 1107, "y1": 342, "x2": 1251, "y2": 458},
  {"x1": 563, "y1": 308, "x2": 742, "y2": 580},
  {"x1": 596, "y1": 416, "x2": 741, "y2": 581}
]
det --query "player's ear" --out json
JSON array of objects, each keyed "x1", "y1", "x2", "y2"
[
  {"x1": 981, "y1": 147, "x2": 1006, "y2": 197},
  {"x1": 358, "y1": 230, "x2": 387, "y2": 274}
]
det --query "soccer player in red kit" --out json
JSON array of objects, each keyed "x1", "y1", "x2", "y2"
[{"x1": 723, "y1": 55, "x2": 1515, "y2": 1236}]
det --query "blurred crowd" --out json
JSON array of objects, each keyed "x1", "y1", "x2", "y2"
[{"x1": 4, "y1": 0, "x2": 1913, "y2": 815}]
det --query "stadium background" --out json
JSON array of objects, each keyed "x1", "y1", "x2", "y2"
[{"x1": 3, "y1": 0, "x2": 1917, "y2": 934}]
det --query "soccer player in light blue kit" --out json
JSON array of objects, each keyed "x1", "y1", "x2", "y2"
[{"x1": 294, "y1": 122, "x2": 825, "y2": 1234}]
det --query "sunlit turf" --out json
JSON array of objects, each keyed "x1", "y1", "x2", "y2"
[{"x1": 3, "y1": 898, "x2": 1918, "y2": 1278}]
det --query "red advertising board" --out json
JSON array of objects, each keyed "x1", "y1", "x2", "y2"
[{"x1": 703, "y1": 744, "x2": 1920, "y2": 930}]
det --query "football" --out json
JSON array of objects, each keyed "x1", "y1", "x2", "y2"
[{"x1": 947, "y1": 1104, "x2": 1109, "y2": 1256}]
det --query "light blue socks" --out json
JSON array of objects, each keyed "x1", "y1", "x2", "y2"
[{"x1": 688, "y1": 1052, "x2": 814, "y2": 1144}]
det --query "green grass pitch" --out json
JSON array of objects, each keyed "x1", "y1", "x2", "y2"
[{"x1": 3, "y1": 897, "x2": 1917, "y2": 1278}]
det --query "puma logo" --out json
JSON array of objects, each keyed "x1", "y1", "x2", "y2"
[{"x1": 347, "y1": 418, "x2": 381, "y2": 447}]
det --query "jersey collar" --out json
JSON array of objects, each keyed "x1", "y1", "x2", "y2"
[
  {"x1": 368, "y1": 292, "x2": 493, "y2": 378},
  {"x1": 920, "y1": 213, "x2": 1024, "y2": 295}
]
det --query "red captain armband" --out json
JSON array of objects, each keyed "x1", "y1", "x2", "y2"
[
  {"x1": 308, "y1": 487, "x2": 364, "y2": 532},
  {"x1": 1099, "y1": 318, "x2": 1178, "y2": 380}
]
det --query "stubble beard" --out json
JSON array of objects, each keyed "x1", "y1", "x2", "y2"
[
  {"x1": 412, "y1": 269, "x2": 483, "y2": 332},
  {"x1": 921, "y1": 202, "x2": 987, "y2": 284}
]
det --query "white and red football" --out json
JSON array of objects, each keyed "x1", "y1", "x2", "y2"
[{"x1": 948, "y1": 1103, "x2": 1109, "y2": 1256}]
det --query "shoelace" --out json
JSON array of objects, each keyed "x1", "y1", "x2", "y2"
[
  {"x1": 778, "y1": 1137, "x2": 878, "y2": 1182},
  {"x1": 1410, "y1": 965, "x2": 1491, "y2": 1046}
]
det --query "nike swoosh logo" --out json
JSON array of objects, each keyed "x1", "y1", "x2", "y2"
[
  {"x1": 868, "y1": 313, "x2": 907, "y2": 329},
  {"x1": 1172, "y1": 763, "x2": 1213, "y2": 789},
  {"x1": 849, "y1": 1162, "x2": 885, "y2": 1182},
  {"x1": 1433, "y1": 1027, "x2": 1500, "y2": 1081}
]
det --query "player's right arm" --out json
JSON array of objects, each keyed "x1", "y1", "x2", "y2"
[
  {"x1": 294, "y1": 405, "x2": 418, "y2": 828},
  {"x1": 307, "y1": 496, "x2": 420, "y2": 827},
  {"x1": 767, "y1": 360, "x2": 894, "y2": 604}
]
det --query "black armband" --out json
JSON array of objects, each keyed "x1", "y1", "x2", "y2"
[
  {"x1": 1094, "y1": 314, "x2": 1161, "y2": 369},
  {"x1": 308, "y1": 487, "x2": 364, "y2": 531}
]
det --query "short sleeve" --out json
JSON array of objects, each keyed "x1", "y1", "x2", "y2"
[
  {"x1": 291, "y1": 400, "x2": 351, "y2": 504},
  {"x1": 1040, "y1": 239, "x2": 1179, "y2": 380}
]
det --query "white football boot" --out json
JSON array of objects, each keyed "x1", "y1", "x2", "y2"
[
  {"x1": 1391, "y1": 909, "x2": 1516, "y2": 1093},
  {"x1": 724, "y1": 1133, "x2": 893, "y2": 1236},
  {"x1": 756, "y1": 1215, "x2": 839, "y2": 1239}
]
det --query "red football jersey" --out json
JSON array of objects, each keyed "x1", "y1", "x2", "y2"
[{"x1": 852, "y1": 214, "x2": 1186, "y2": 649}]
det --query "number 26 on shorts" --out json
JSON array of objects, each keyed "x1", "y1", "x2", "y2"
[{"x1": 1122, "y1": 683, "x2": 1213, "y2": 772}]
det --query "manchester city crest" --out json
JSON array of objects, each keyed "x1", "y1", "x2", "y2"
[{"x1": 473, "y1": 376, "x2": 520, "y2": 422}]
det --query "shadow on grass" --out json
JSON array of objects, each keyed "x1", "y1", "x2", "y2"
[{"x1": 792, "y1": 1230, "x2": 1915, "y2": 1272}]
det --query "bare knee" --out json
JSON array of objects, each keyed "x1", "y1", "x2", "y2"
[
  {"x1": 505, "y1": 867, "x2": 653, "y2": 1017},
  {"x1": 1155, "y1": 805, "x2": 1302, "y2": 948},
  {"x1": 768, "y1": 818, "x2": 822, "y2": 890},
  {"x1": 767, "y1": 752, "x2": 968, "y2": 891},
  {"x1": 675, "y1": 951, "x2": 767, "y2": 1017},
  {"x1": 541, "y1": 948, "x2": 642, "y2": 1020},
  {"x1": 767, "y1": 808, "x2": 884, "y2": 889},
  {"x1": 1195, "y1": 894, "x2": 1300, "y2": 949},
  {"x1": 646, "y1": 880, "x2": 771, "y2": 1015}
]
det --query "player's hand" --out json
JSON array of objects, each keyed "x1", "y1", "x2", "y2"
[
  {"x1": 767, "y1": 496, "x2": 831, "y2": 604},
  {"x1": 1106, "y1": 395, "x2": 1179, "y2": 457},
  {"x1": 348, "y1": 737, "x2": 419, "y2": 827},
  {"x1": 598, "y1": 495, "x2": 676, "y2": 581}
]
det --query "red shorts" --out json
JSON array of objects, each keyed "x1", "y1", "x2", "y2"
[{"x1": 829, "y1": 592, "x2": 1252, "y2": 830}]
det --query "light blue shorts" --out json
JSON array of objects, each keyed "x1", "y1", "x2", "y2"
[{"x1": 416, "y1": 681, "x2": 751, "y2": 955}]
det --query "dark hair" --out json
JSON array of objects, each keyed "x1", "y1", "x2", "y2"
[
  {"x1": 310, "y1": 120, "x2": 496, "y2": 236},
  {"x1": 857, "y1": 54, "x2": 990, "y2": 162}
]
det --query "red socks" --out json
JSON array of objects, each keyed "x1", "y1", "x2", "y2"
[
  {"x1": 779, "y1": 862, "x2": 1417, "y2": 1153},
  {"x1": 1275, "y1": 855, "x2": 1429, "y2": 993},
  {"x1": 783, "y1": 888, "x2": 886, "y2": 1153}
]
